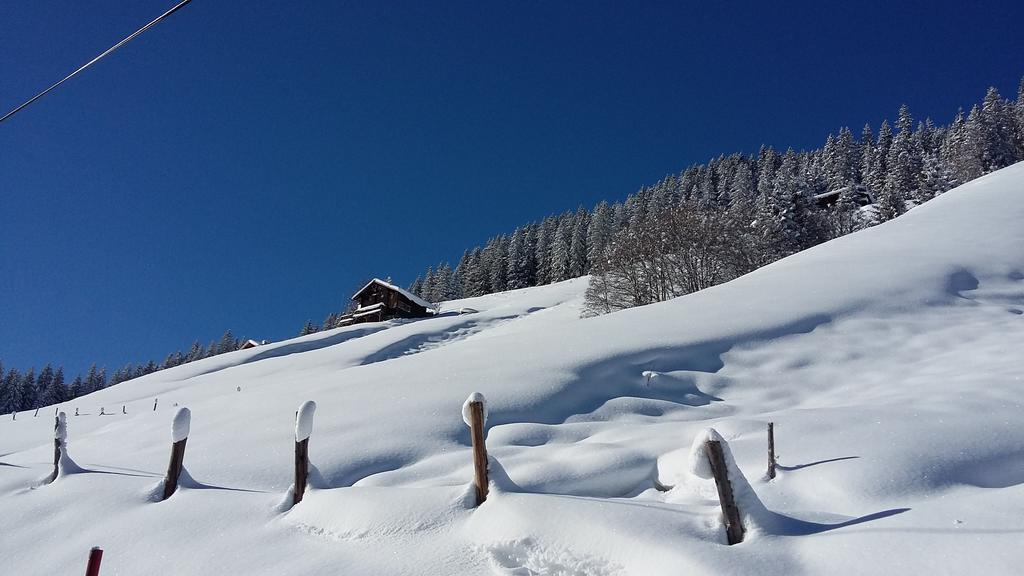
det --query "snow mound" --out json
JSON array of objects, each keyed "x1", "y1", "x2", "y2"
[
  {"x1": 295, "y1": 400, "x2": 317, "y2": 442},
  {"x1": 171, "y1": 407, "x2": 191, "y2": 442},
  {"x1": 462, "y1": 392, "x2": 487, "y2": 427}
]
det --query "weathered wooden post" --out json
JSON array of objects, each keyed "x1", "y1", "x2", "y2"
[
  {"x1": 122, "y1": 405, "x2": 126, "y2": 415},
  {"x1": 153, "y1": 398, "x2": 158, "y2": 411},
  {"x1": 50, "y1": 411, "x2": 67, "y2": 483},
  {"x1": 462, "y1": 392, "x2": 489, "y2": 506},
  {"x1": 767, "y1": 422, "x2": 777, "y2": 480},
  {"x1": 85, "y1": 546, "x2": 103, "y2": 576},
  {"x1": 34, "y1": 407, "x2": 39, "y2": 417},
  {"x1": 293, "y1": 401, "x2": 316, "y2": 505},
  {"x1": 162, "y1": 407, "x2": 190, "y2": 500},
  {"x1": 11, "y1": 412, "x2": 14, "y2": 421},
  {"x1": 705, "y1": 439, "x2": 745, "y2": 544}
]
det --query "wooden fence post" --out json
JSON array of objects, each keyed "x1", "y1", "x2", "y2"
[
  {"x1": 122, "y1": 405, "x2": 126, "y2": 414},
  {"x1": 153, "y1": 398, "x2": 158, "y2": 411},
  {"x1": 34, "y1": 407, "x2": 39, "y2": 417},
  {"x1": 85, "y1": 546, "x2": 103, "y2": 576},
  {"x1": 50, "y1": 412, "x2": 67, "y2": 483},
  {"x1": 293, "y1": 401, "x2": 316, "y2": 505},
  {"x1": 705, "y1": 439, "x2": 745, "y2": 545},
  {"x1": 162, "y1": 408, "x2": 190, "y2": 500},
  {"x1": 463, "y1": 392, "x2": 489, "y2": 506},
  {"x1": 767, "y1": 422, "x2": 776, "y2": 480}
]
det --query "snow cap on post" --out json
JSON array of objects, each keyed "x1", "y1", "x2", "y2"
[
  {"x1": 462, "y1": 392, "x2": 487, "y2": 427},
  {"x1": 171, "y1": 407, "x2": 191, "y2": 443},
  {"x1": 55, "y1": 411, "x2": 67, "y2": 441},
  {"x1": 688, "y1": 427, "x2": 726, "y2": 479},
  {"x1": 295, "y1": 401, "x2": 317, "y2": 442}
]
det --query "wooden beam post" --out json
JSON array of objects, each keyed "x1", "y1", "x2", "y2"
[
  {"x1": 767, "y1": 422, "x2": 777, "y2": 480},
  {"x1": 162, "y1": 408, "x2": 190, "y2": 500},
  {"x1": 293, "y1": 401, "x2": 317, "y2": 505},
  {"x1": 294, "y1": 438, "x2": 309, "y2": 505},
  {"x1": 469, "y1": 400, "x2": 489, "y2": 506},
  {"x1": 705, "y1": 439, "x2": 745, "y2": 545},
  {"x1": 85, "y1": 546, "x2": 103, "y2": 576},
  {"x1": 51, "y1": 412, "x2": 66, "y2": 483}
]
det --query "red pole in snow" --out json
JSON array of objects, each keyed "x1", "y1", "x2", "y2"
[{"x1": 85, "y1": 546, "x2": 103, "y2": 576}]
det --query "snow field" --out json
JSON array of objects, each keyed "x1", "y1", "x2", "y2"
[{"x1": 0, "y1": 163, "x2": 1023, "y2": 574}]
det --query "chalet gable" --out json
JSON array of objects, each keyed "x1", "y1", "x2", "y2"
[{"x1": 341, "y1": 278, "x2": 434, "y2": 325}]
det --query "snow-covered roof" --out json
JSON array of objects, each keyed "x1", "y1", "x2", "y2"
[
  {"x1": 352, "y1": 278, "x2": 433, "y2": 310},
  {"x1": 355, "y1": 302, "x2": 385, "y2": 313}
]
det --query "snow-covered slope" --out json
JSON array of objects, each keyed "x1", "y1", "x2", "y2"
[{"x1": 2, "y1": 163, "x2": 1024, "y2": 575}]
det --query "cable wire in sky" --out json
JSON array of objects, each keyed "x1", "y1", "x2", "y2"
[{"x1": 0, "y1": 0, "x2": 194, "y2": 125}]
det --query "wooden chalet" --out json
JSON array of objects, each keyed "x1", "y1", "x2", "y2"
[
  {"x1": 339, "y1": 278, "x2": 434, "y2": 325},
  {"x1": 813, "y1": 184, "x2": 874, "y2": 209}
]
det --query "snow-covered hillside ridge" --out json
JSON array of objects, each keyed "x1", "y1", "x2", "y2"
[{"x1": 2, "y1": 162, "x2": 1023, "y2": 575}]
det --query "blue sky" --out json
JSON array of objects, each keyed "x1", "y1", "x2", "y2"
[{"x1": 1, "y1": 1, "x2": 1022, "y2": 376}]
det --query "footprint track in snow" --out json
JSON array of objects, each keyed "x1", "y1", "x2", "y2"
[{"x1": 487, "y1": 538, "x2": 622, "y2": 576}]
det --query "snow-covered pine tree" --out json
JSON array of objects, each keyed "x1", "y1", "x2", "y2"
[
  {"x1": 548, "y1": 216, "x2": 573, "y2": 283},
  {"x1": 569, "y1": 206, "x2": 590, "y2": 277},
  {"x1": 19, "y1": 368, "x2": 37, "y2": 411},
  {"x1": 433, "y1": 262, "x2": 460, "y2": 301},
  {"x1": 0, "y1": 364, "x2": 11, "y2": 414},
  {"x1": 1016, "y1": 76, "x2": 1024, "y2": 157},
  {"x1": 35, "y1": 364, "x2": 54, "y2": 403},
  {"x1": 868, "y1": 120, "x2": 893, "y2": 196},
  {"x1": 421, "y1": 266, "x2": 437, "y2": 302},
  {"x1": 586, "y1": 201, "x2": 614, "y2": 270},
  {"x1": 68, "y1": 375, "x2": 83, "y2": 399},
  {"x1": 486, "y1": 235, "x2": 509, "y2": 293},
  {"x1": 506, "y1": 227, "x2": 532, "y2": 290},
  {"x1": 726, "y1": 160, "x2": 756, "y2": 228},
  {"x1": 859, "y1": 124, "x2": 875, "y2": 191},
  {"x1": 877, "y1": 105, "x2": 920, "y2": 219},
  {"x1": 756, "y1": 145, "x2": 779, "y2": 201},
  {"x1": 299, "y1": 320, "x2": 318, "y2": 336},
  {"x1": 756, "y1": 149, "x2": 819, "y2": 258},
  {"x1": 824, "y1": 127, "x2": 857, "y2": 191},
  {"x1": 979, "y1": 86, "x2": 1019, "y2": 172},
  {"x1": 186, "y1": 341, "x2": 204, "y2": 363},
  {"x1": 408, "y1": 275, "x2": 424, "y2": 298},
  {"x1": 463, "y1": 247, "x2": 489, "y2": 296},
  {"x1": 4, "y1": 368, "x2": 22, "y2": 414},
  {"x1": 533, "y1": 217, "x2": 556, "y2": 286},
  {"x1": 39, "y1": 365, "x2": 67, "y2": 407},
  {"x1": 217, "y1": 330, "x2": 238, "y2": 355},
  {"x1": 321, "y1": 312, "x2": 339, "y2": 332},
  {"x1": 957, "y1": 105, "x2": 987, "y2": 184}
]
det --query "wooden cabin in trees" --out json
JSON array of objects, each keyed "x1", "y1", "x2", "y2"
[
  {"x1": 813, "y1": 184, "x2": 874, "y2": 209},
  {"x1": 239, "y1": 339, "x2": 266, "y2": 350},
  {"x1": 340, "y1": 278, "x2": 434, "y2": 325}
]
